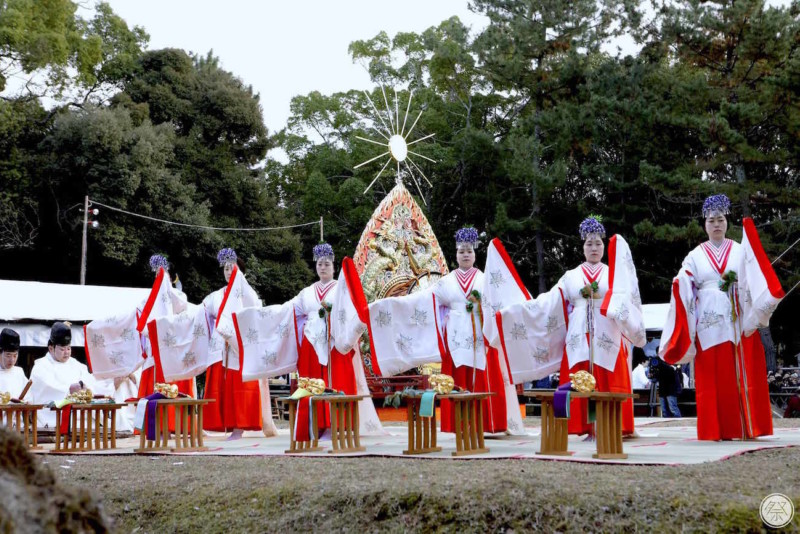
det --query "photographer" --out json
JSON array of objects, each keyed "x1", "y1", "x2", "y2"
[{"x1": 647, "y1": 338, "x2": 683, "y2": 418}]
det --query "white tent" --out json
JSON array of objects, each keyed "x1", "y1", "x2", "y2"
[
  {"x1": 642, "y1": 303, "x2": 669, "y2": 333},
  {"x1": 0, "y1": 279, "x2": 150, "y2": 347}
]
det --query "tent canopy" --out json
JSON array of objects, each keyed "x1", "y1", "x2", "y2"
[{"x1": 0, "y1": 279, "x2": 150, "y2": 347}]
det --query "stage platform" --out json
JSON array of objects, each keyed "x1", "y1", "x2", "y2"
[{"x1": 30, "y1": 418, "x2": 800, "y2": 465}]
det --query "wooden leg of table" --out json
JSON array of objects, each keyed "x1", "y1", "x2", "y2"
[
  {"x1": 406, "y1": 402, "x2": 415, "y2": 453},
  {"x1": 154, "y1": 406, "x2": 162, "y2": 448},
  {"x1": 415, "y1": 402, "x2": 423, "y2": 451},
  {"x1": 70, "y1": 410, "x2": 77, "y2": 450},
  {"x1": 353, "y1": 401, "x2": 361, "y2": 449},
  {"x1": 476, "y1": 399, "x2": 485, "y2": 451},
  {"x1": 54, "y1": 411, "x2": 61, "y2": 451},
  {"x1": 174, "y1": 405, "x2": 182, "y2": 450},
  {"x1": 198, "y1": 405, "x2": 204, "y2": 446},
  {"x1": 78, "y1": 409, "x2": 86, "y2": 450},
  {"x1": 345, "y1": 402, "x2": 354, "y2": 449},
  {"x1": 462, "y1": 401, "x2": 472, "y2": 452},
  {"x1": 86, "y1": 408, "x2": 94, "y2": 451},
  {"x1": 338, "y1": 402, "x2": 347, "y2": 450},
  {"x1": 330, "y1": 402, "x2": 340, "y2": 452},
  {"x1": 286, "y1": 403, "x2": 297, "y2": 453},
  {"x1": 32, "y1": 411, "x2": 38, "y2": 448},
  {"x1": 182, "y1": 405, "x2": 190, "y2": 449},
  {"x1": 139, "y1": 424, "x2": 146, "y2": 450},
  {"x1": 453, "y1": 401, "x2": 463, "y2": 453},
  {"x1": 161, "y1": 406, "x2": 169, "y2": 448},
  {"x1": 189, "y1": 406, "x2": 196, "y2": 448},
  {"x1": 615, "y1": 401, "x2": 623, "y2": 453},
  {"x1": 429, "y1": 405, "x2": 437, "y2": 448},
  {"x1": 110, "y1": 409, "x2": 117, "y2": 449},
  {"x1": 422, "y1": 405, "x2": 430, "y2": 449},
  {"x1": 23, "y1": 411, "x2": 30, "y2": 447},
  {"x1": 102, "y1": 410, "x2": 109, "y2": 448}
]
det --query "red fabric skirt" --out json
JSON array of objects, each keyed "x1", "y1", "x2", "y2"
[
  {"x1": 297, "y1": 337, "x2": 357, "y2": 432},
  {"x1": 440, "y1": 343, "x2": 508, "y2": 434},
  {"x1": 694, "y1": 334, "x2": 772, "y2": 440},
  {"x1": 203, "y1": 361, "x2": 262, "y2": 432},
  {"x1": 558, "y1": 343, "x2": 634, "y2": 436},
  {"x1": 136, "y1": 367, "x2": 195, "y2": 434}
]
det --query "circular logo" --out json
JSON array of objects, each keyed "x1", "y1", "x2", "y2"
[{"x1": 760, "y1": 493, "x2": 795, "y2": 529}]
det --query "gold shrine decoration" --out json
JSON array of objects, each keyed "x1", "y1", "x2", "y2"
[
  {"x1": 569, "y1": 371, "x2": 596, "y2": 393},
  {"x1": 428, "y1": 374, "x2": 455, "y2": 394},
  {"x1": 353, "y1": 183, "x2": 448, "y2": 302},
  {"x1": 155, "y1": 383, "x2": 179, "y2": 399},
  {"x1": 66, "y1": 389, "x2": 93, "y2": 404},
  {"x1": 297, "y1": 377, "x2": 326, "y2": 395},
  {"x1": 0, "y1": 392, "x2": 10, "y2": 405}
]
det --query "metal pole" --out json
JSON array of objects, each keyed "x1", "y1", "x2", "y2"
[
  {"x1": 80, "y1": 195, "x2": 88, "y2": 285},
  {"x1": 320, "y1": 216, "x2": 324, "y2": 242}
]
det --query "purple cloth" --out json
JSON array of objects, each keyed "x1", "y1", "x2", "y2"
[
  {"x1": 145, "y1": 392, "x2": 167, "y2": 440},
  {"x1": 553, "y1": 383, "x2": 573, "y2": 419}
]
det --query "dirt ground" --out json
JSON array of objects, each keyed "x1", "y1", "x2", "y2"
[{"x1": 46, "y1": 417, "x2": 800, "y2": 533}]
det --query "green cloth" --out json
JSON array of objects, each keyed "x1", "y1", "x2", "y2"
[{"x1": 419, "y1": 390, "x2": 436, "y2": 418}]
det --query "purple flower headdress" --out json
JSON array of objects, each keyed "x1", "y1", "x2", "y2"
[
  {"x1": 702, "y1": 194, "x2": 731, "y2": 218},
  {"x1": 217, "y1": 247, "x2": 237, "y2": 266},
  {"x1": 579, "y1": 215, "x2": 606, "y2": 240},
  {"x1": 455, "y1": 227, "x2": 481, "y2": 248},
  {"x1": 313, "y1": 243, "x2": 334, "y2": 261},
  {"x1": 149, "y1": 254, "x2": 169, "y2": 273}
]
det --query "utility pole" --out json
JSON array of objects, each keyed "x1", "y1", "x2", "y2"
[{"x1": 80, "y1": 195, "x2": 88, "y2": 285}]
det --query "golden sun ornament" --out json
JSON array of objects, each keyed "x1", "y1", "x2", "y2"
[{"x1": 355, "y1": 86, "x2": 437, "y2": 204}]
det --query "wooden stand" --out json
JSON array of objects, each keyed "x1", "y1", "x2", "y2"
[
  {"x1": 527, "y1": 391, "x2": 634, "y2": 459},
  {"x1": 0, "y1": 404, "x2": 43, "y2": 449},
  {"x1": 403, "y1": 392, "x2": 493, "y2": 456},
  {"x1": 51, "y1": 403, "x2": 125, "y2": 453},
  {"x1": 403, "y1": 395, "x2": 440, "y2": 455},
  {"x1": 281, "y1": 395, "x2": 368, "y2": 454},
  {"x1": 134, "y1": 398, "x2": 211, "y2": 453}
]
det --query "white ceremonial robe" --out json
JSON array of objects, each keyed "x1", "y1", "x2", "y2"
[
  {"x1": 497, "y1": 234, "x2": 645, "y2": 381},
  {"x1": 203, "y1": 266, "x2": 261, "y2": 371},
  {"x1": 139, "y1": 270, "x2": 189, "y2": 373},
  {"x1": 0, "y1": 366, "x2": 28, "y2": 397},
  {"x1": 30, "y1": 354, "x2": 114, "y2": 429}
]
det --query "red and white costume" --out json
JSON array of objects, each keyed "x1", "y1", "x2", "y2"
[
  {"x1": 496, "y1": 235, "x2": 646, "y2": 435},
  {"x1": 659, "y1": 218, "x2": 784, "y2": 440},
  {"x1": 201, "y1": 265, "x2": 270, "y2": 433},
  {"x1": 355, "y1": 240, "x2": 528, "y2": 434}
]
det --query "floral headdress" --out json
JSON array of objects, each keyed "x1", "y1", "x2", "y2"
[
  {"x1": 454, "y1": 227, "x2": 481, "y2": 249},
  {"x1": 579, "y1": 215, "x2": 606, "y2": 240},
  {"x1": 217, "y1": 248, "x2": 237, "y2": 266},
  {"x1": 313, "y1": 243, "x2": 334, "y2": 261},
  {"x1": 702, "y1": 194, "x2": 731, "y2": 218},
  {"x1": 148, "y1": 254, "x2": 169, "y2": 273}
]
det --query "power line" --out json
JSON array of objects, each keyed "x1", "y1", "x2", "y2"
[{"x1": 90, "y1": 200, "x2": 321, "y2": 232}]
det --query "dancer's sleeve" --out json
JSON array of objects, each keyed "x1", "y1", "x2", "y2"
[
  {"x1": 738, "y1": 218, "x2": 785, "y2": 335},
  {"x1": 600, "y1": 234, "x2": 647, "y2": 348}
]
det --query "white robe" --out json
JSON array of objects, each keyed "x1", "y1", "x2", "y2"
[
  {"x1": 29, "y1": 353, "x2": 113, "y2": 429},
  {"x1": 0, "y1": 366, "x2": 28, "y2": 398}
]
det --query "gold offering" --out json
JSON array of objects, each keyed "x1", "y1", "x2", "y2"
[
  {"x1": 0, "y1": 391, "x2": 10, "y2": 405},
  {"x1": 428, "y1": 374, "x2": 455, "y2": 394},
  {"x1": 154, "y1": 383, "x2": 179, "y2": 399},
  {"x1": 569, "y1": 371, "x2": 596, "y2": 393},
  {"x1": 297, "y1": 377, "x2": 325, "y2": 395},
  {"x1": 66, "y1": 389, "x2": 93, "y2": 403}
]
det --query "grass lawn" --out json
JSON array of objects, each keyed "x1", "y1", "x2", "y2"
[{"x1": 50, "y1": 418, "x2": 800, "y2": 533}]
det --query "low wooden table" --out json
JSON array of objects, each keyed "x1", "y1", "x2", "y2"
[
  {"x1": 51, "y1": 403, "x2": 125, "y2": 453},
  {"x1": 526, "y1": 391, "x2": 634, "y2": 459},
  {"x1": 281, "y1": 395, "x2": 368, "y2": 454},
  {"x1": 0, "y1": 404, "x2": 43, "y2": 449},
  {"x1": 403, "y1": 392, "x2": 494, "y2": 456},
  {"x1": 134, "y1": 398, "x2": 212, "y2": 453}
]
